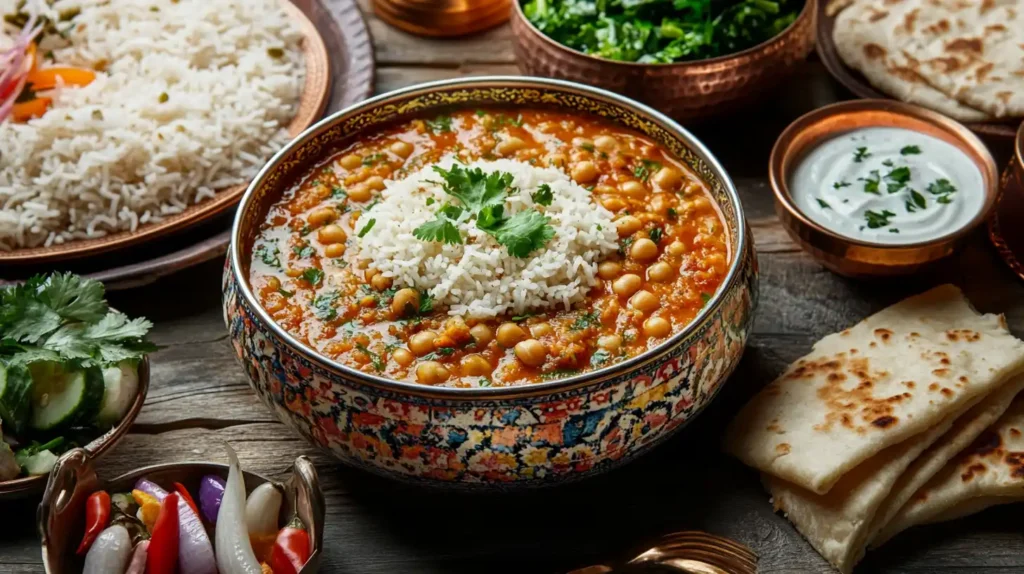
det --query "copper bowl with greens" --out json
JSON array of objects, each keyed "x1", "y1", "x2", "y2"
[{"x1": 510, "y1": 0, "x2": 816, "y2": 121}]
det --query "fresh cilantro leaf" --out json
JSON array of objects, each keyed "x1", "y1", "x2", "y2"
[
  {"x1": 362, "y1": 153, "x2": 386, "y2": 166},
  {"x1": 532, "y1": 184, "x2": 554, "y2": 206},
  {"x1": 859, "y1": 170, "x2": 881, "y2": 195},
  {"x1": 510, "y1": 313, "x2": 536, "y2": 322},
  {"x1": 37, "y1": 273, "x2": 107, "y2": 323},
  {"x1": 882, "y1": 159, "x2": 894, "y2": 167},
  {"x1": 413, "y1": 211, "x2": 463, "y2": 245},
  {"x1": 900, "y1": 145, "x2": 922, "y2": 155},
  {"x1": 302, "y1": 268, "x2": 324, "y2": 286},
  {"x1": 312, "y1": 291, "x2": 338, "y2": 320},
  {"x1": 633, "y1": 159, "x2": 662, "y2": 182},
  {"x1": 937, "y1": 195, "x2": 953, "y2": 204},
  {"x1": 425, "y1": 197, "x2": 435, "y2": 206},
  {"x1": 700, "y1": 293, "x2": 712, "y2": 306},
  {"x1": 833, "y1": 181, "x2": 851, "y2": 189},
  {"x1": 570, "y1": 311, "x2": 601, "y2": 331},
  {"x1": 816, "y1": 198, "x2": 831, "y2": 209},
  {"x1": 889, "y1": 228, "x2": 900, "y2": 233},
  {"x1": 649, "y1": 227, "x2": 663, "y2": 244},
  {"x1": 436, "y1": 347, "x2": 455, "y2": 356},
  {"x1": 355, "y1": 343, "x2": 385, "y2": 372},
  {"x1": 618, "y1": 236, "x2": 634, "y2": 257},
  {"x1": 927, "y1": 178, "x2": 957, "y2": 196},
  {"x1": 357, "y1": 218, "x2": 376, "y2": 238},
  {"x1": 590, "y1": 349, "x2": 611, "y2": 367},
  {"x1": 864, "y1": 209, "x2": 896, "y2": 229},
  {"x1": 909, "y1": 189, "x2": 927, "y2": 210},
  {"x1": 432, "y1": 164, "x2": 512, "y2": 213},
  {"x1": 853, "y1": 147, "x2": 871, "y2": 162},
  {"x1": 279, "y1": 288, "x2": 294, "y2": 298},
  {"x1": 426, "y1": 115, "x2": 453, "y2": 134},
  {"x1": 489, "y1": 210, "x2": 555, "y2": 258},
  {"x1": 254, "y1": 242, "x2": 281, "y2": 268},
  {"x1": 579, "y1": 142, "x2": 595, "y2": 152},
  {"x1": 331, "y1": 186, "x2": 347, "y2": 199},
  {"x1": 666, "y1": 207, "x2": 678, "y2": 219},
  {"x1": 419, "y1": 291, "x2": 434, "y2": 314},
  {"x1": 293, "y1": 245, "x2": 314, "y2": 258},
  {"x1": 884, "y1": 166, "x2": 911, "y2": 194}
]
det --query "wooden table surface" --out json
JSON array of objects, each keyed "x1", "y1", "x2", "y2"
[{"x1": 3, "y1": 2, "x2": 1024, "y2": 573}]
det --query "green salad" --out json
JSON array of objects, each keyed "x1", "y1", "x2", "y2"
[
  {"x1": 0, "y1": 273, "x2": 156, "y2": 480},
  {"x1": 521, "y1": 0, "x2": 802, "y2": 63}
]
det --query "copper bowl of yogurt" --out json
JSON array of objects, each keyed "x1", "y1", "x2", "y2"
[{"x1": 769, "y1": 100, "x2": 999, "y2": 278}]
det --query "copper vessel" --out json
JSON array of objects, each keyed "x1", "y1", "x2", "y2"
[
  {"x1": 770, "y1": 99, "x2": 999, "y2": 278},
  {"x1": 510, "y1": 0, "x2": 816, "y2": 122},
  {"x1": 374, "y1": 0, "x2": 511, "y2": 37},
  {"x1": 987, "y1": 122, "x2": 1024, "y2": 282}
]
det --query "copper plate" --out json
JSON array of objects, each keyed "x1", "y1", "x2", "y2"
[
  {"x1": 38, "y1": 450, "x2": 325, "y2": 573},
  {"x1": 988, "y1": 123, "x2": 1024, "y2": 282},
  {"x1": 770, "y1": 99, "x2": 999, "y2": 278},
  {"x1": 0, "y1": 0, "x2": 333, "y2": 266},
  {"x1": 815, "y1": 0, "x2": 1019, "y2": 140},
  {"x1": 373, "y1": 0, "x2": 511, "y2": 37},
  {"x1": 0, "y1": 359, "x2": 150, "y2": 500}
]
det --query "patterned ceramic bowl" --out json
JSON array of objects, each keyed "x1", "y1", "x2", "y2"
[
  {"x1": 223, "y1": 77, "x2": 758, "y2": 487},
  {"x1": 509, "y1": 0, "x2": 816, "y2": 122}
]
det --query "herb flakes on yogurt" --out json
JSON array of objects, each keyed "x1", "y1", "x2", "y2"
[{"x1": 790, "y1": 127, "x2": 984, "y2": 244}]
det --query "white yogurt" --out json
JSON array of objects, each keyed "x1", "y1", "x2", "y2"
[{"x1": 789, "y1": 127, "x2": 984, "y2": 245}]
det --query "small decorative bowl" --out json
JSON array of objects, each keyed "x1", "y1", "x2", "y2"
[
  {"x1": 988, "y1": 122, "x2": 1024, "y2": 282},
  {"x1": 38, "y1": 448, "x2": 325, "y2": 573},
  {"x1": 509, "y1": 0, "x2": 816, "y2": 122},
  {"x1": 373, "y1": 0, "x2": 511, "y2": 37},
  {"x1": 0, "y1": 359, "x2": 150, "y2": 500},
  {"x1": 223, "y1": 76, "x2": 759, "y2": 488},
  {"x1": 769, "y1": 99, "x2": 999, "y2": 278}
]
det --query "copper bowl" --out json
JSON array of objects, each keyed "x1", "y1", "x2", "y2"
[
  {"x1": 509, "y1": 0, "x2": 816, "y2": 122},
  {"x1": 987, "y1": 122, "x2": 1024, "y2": 282},
  {"x1": 373, "y1": 0, "x2": 511, "y2": 37},
  {"x1": 0, "y1": 358, "x2": 150, "y2": 500},
  {"x1": 769, "y1": 99, "x2": 999, "y2": 278},
  {"x1": 38, "y1": 448, "x2": 325, "y2": 573}
]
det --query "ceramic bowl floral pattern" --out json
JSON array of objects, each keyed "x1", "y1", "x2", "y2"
[{"x1": 224, "y1": 77, "x2": 758, "y2": 487}]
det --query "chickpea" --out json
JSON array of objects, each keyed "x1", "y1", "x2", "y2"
[
  {"x1": 597, "y1": 334, "x2": 622, "y2": 351},
  {"x1": 416, "y1": 361, "x2": 450, "y2": 385},
  {"x1": 371, "y1": 273, "x2": 392, "y2": 291},
  {"x1": 461, "y1": 354, "x2": 492, "y2": 376},
  {"x1": 630, "y1": 290, "x2": 660, "y2": 313},
  {"x1": 648, "y1": 261, "x2": 674, "y2": 282},
  {"x1": 496, "y1": 322, "x2": 527, "y2": 348},
  {"x1": 359, "y1": 295, "x2": 376, "y2": 308},
  {"x1": 571, "y1": 161, "x2": 598, "y2": 184},
  {"x1": 573, "y1": 137, "x2": 593, "y2": 149},
  {"x1": 643, "y1": 316, "x2": 672, "y2": 338},
  {"x1": 348, "y1": 184, "x2": 372, "y2": 202},
  {"x1": 470, "y1": 324, "x2": 494, "y2": 346},
  {"x1": 307, "y1": 207, "x2": 336, "y2": 227},
  {"x1": 339, "y1": 154, "x2": 362, "y2": 170},
  {"x1": 683, "y1": 181, "x2": 702, "y2": 196},
  {"x1": 630, "y1": 238, "x2": 659, "y2": 262},
  {"x1": 615, "y1": 215, "x2": 642, "y2": 237},
  {"x1": 409, "y1": 331, "x2": 438, "y2": 356},
  {"x1": 598, "y1": 261, "x2": 622, "y2": 280},
  {"x1": 391, "y1": 288, "x2": 420, "y2": 317},
  {"x1": 612, "y1": 274, "x2": 642, "y2": 297},
  {"x1": 496, "y1": 136, "x2": 526, "y2": 156},
  {"x1": 610, "y1": 156, "x2": 627, "y2": 169},
  {"x1": 667, "y1": 240, "x2": 687, "y2": 256},
  {"x1": 392, "y1": 348, "x2": 415, "y2": 367},
  {"x1": 548, "y1": 153, "x2": 567, "y2": 168},
  {"x1": 265, "y1": 276, "x2": 281, "y2": 290},
  {"x1": 531, "y1": 322, "x2": 554, "y2": 338},
  {"x1": 594, "y1": 135, "x2": 617, "y2": 152},
  {"x1": 324, "y1": 243, "x2": 346, "y2": 258},
  {"x1": 264, "y1": 296, "x2": 285, "y2": 314},
  {"x1": 390, "y1": 140, "x2": 414, "y2": 158},
  {"x1": 365, "y1": 175, "x2": 385, "y2": 191},
  {"x1": 620, "y1": 180, "x2": 646, "y2": 197},
  {"x1": 652, "y1": 166, "x2": 682, "y2": 190},
  {"x1": 285, "y1": 268, "x2": 302, "y2": 278},
  {"x1": 514, "y1": 339, "x2": 548, "y2": 367},
  {"x1": 602, "y1": 196, "x2": 626, "y2": 212},
  {"x1": 317, "y1": 224, "x2": 347, "y2": 245}
]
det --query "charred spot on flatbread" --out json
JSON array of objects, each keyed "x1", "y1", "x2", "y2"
[
  {"x1": 945, "y1": 37, "x2": 984, "y2": 55},
  {"x1": 863, "y1": 43, "x2": 887, "y2": 60}
]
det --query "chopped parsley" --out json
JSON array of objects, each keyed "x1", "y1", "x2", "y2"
[
  {"x1": 666, "y1": 207, "x2": 678, "y2": 220},
  {"x1": 418, "y1": 291, "x2": 434, "y2": 314},
  {"x1": 436, "y1": 347, "x2": 456, "y2": 356},
  {"x1": 649, "y1": 227, "x2": 663, "y2": 244},
  {"x1": 425, "y1": 115, "x2": 453, "y2": 134},
  {"x1": 816, "y1": 198, "x2": 831, "y2": 209},
  {"x1": 425, "y1": 197, "x2": 435, "y2": 206},
  {"x1": 531, "y1": 183, "x2": 554, "y2": 206},
  {"x1": 633, "y1": 159, "x2": 662, "y2": 182},
  {"x1": 906, "y1": 189, "x2": 927, "y2": 212},
  {"x1": 853, "y1": 146, "x2": 871, "y2": 162},
  {"x1": 413, "y1": 206, "x2": 463, "y2": 245},
  {"x1": 355, "y1": 343, "x2": 385, "y2": 372},
  {"x1": 511, "y1": 312, "x2": 536, "y2": 321},
  {"x1": 859, "y1": 170, "x2": 881, "y2": 195},
  {"x1": 884, "y1": 166, "x2": 911, "y2": 194},
  {"x1": 864, "y1": 209, "x2": 896, "y2": 229},
  {"x1": 590, "y1": 349, "x2": 612, "y2": 367},
  {"x1": 570, "y1": 310, "x2": 601, "y2": 331},
  {"x1": 254, "y1": 243, "x2": 281, "y2": 267},
  {"x1": 926, "y1": 178, "x2": 957, "y2": 204},
  {"x1": 357, "y1": 218, "x2": 376, "y2": 238},
  {"x1": 882, "y1": 159, "x2": 894, "y2": 167},
  {"x1": 618, "y1": 236, "x2": 634, "y2": 257},
  {"x1": 301, "y1": 268, "x2": 324, "y2": 286},
  {"x1": 833, "y1": 180, "x2": 851, "y2": 189},
  {"x1": 331, "y1": 186, "x2": 347, "y2": 199},
  {"x1": 700, "y1": 292, "x2": 712, "y2": 307},
  {"x1": 362, "y1": 153, "x2": 386, "y2": 166},
  {"x1": 312, "y1": 291, "x2": 338, "y2": 320},
  {"x1": 293, "y1": 245, "x2": 314, "y2": 258},
  {"x1": 278, "y1": 288, "x2": 294, "y2": 298},
  {"x1": 889, "y1": 228, "x2": 901, "y2": 233},
  {"x1": 900, "y1": 145, "x2": 922, "y2": 155}
]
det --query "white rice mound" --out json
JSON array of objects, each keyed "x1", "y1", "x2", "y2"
[
  {"x1": 355, "y1": 158, "x2": 620, "y2": 319},
  {"x1": 0, "y1": 0, "x2": 305, "y2": 249}
]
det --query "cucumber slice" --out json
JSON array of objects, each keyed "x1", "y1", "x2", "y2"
[
  {"x1": 96, "y1": 362, "x2": 140, "y2": 426},
  {"x1": 30, "y1": 366, "x2": 105, "y2": 432},
  {"x1": 0, "y1": 362, "x2": 33, "y2": 435},
  {"x1": 18, "y1": 449, "x2": 58, "y2": 476}
]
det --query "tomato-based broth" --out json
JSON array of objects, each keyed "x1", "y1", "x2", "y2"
[{"x1": 249, "y1": 108, "x2": 730, "y2": 387}]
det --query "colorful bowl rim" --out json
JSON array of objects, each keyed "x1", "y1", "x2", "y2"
[
  {"x1": 230, "y1": 75, "x2": 749, "y2": 399},
  {"x1": 769, "y1": 98, "x2": 999, "y2": 250},
  {"x1": 510, "y1": 0, "x2": 815, "y2": 69}
]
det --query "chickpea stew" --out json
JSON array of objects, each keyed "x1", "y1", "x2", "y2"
[{"x1": 249, "y1": 108, "x2": 731, "y2": 387}]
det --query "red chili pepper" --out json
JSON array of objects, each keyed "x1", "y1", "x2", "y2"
[
  {"x1": 173, "y1": 481, "x2": 200, "y2": 516},
  {"x1": 147, "y1": 492, "x2": 180, "y2": 574},
  {"x1": 76, "y1": 491, "x2": 111, "y2": 556},
  {"x1": 268, "y1": 516, "x2": 310, "y2": 574}
]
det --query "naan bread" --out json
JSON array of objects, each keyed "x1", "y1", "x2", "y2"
[
  {"x1": 724, "y1": 285, "x2": 1024, "y2": 495},
  {"x1": 868, "y1": 376, "x2": 1024, "y2": 548},
  {"x1": 877, "y1": 395, "x2": 1024, "y2": 543}
]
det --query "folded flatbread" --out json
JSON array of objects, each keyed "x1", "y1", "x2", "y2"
[
  {"x1": 725, "y1": 285, "x2": 1024, "y2": 495},
  {"x1": 766, "y1": 377, "x2": 1024, "y2": 573},
  {"x1": 876, "y1": 395, "x2": 1024, "y2": 544}
]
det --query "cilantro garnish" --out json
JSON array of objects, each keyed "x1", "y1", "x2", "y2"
[
  {"x1": 579, "y1": 142, "x2": 595, "y2": 152},
  {"x1": 906, "y1": 189, "x2": 926, "y2": 212},
  {"x1": 853, "y1": 147, "x2": 871, "y2": 162},
  {"x1": 312, "y1": 291, "x2": 338, "y2": 320},
  {"x1": 357, "y1": 218, "x2": 376, "y2": 238},
  {"x1": 882, "y1": 159, "x2": 894, "y2": 167},
  {"x1": 293, "y1": 245, "x2": 314, "y2": 258},
  {"x1": 331, "y1": 186, "x2": 347, "y2": 199},
  {"x1": 436, "y1": 347, "x2": 456, "y2": 356},
  {"x1": 833, "y1": 181, "x2": 851, "y2": 189},
  {"x1": 570, "y1": 311, "x2": 601, "y2": 331},
  {"x1": 900, "y1": 145, "x2": 922, "y2": 155},
  {"x1": 649, "y1": 227, "x2": 663, "y2": 244},
  {"x1": 926, "y1": 179, "x2": 957, "y2": 204},
  {"x1": 884, "y1": 166, "x2": 911, "y2": 194},
  {"x1": 531, "y1": 184, "x2": 553, "y2": 206},
  {"x1": 355, "y1": 343, "x2": 385, "y2": 372},
  {"x1": 859, "y1": 170, "x2": 881, "y2": 195},
  {"x1": 418, "y1": 291, "x2": 434, "y2": 314},
  {"x1": 490, "y1": 211, "x2": 556, "y2": 258},
  {"x1": 700, "y1": 293, "x2": 712, "y2": 307},
  {"x1": 301, "y1": 268, "x2": 324, "y2": 286},
  {"x1": 254, "y1": 242, "x2": 281, "y2": 268},
  {"x1": 0, "y1": 273, "x2": 156, "y2": 368},
  {"x1": 633, "y1": 160, "x2": 662, "y2": 183},
  {"x1": 362, "y1": 153, "x2": 386, "y2": 166},
  {"x1": 666, "y1": 207, "x2": 678, "y2": 219},
  {"x1": 426, "y1": 115, "x2": 453, "y2": 134},
  {"x1": 590, "y1": 349, "x2": 611, "y2": 367},
  {"x1": 816, "y1": 198, "x2": 831, "y2": 209},
  {"x1": 864, "y1": 209, "x2": 896, "y2": 229}
]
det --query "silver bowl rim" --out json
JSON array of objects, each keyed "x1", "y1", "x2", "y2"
[{"x1": 230, "y1": 75, "x2": 749, "y2": 399}]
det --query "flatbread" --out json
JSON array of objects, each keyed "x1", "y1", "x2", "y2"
[
  {"x1": 724, "y1": 285, "x2": 1024, "y2": 495},
  {"x1": 831, "y1": 0, "x2": 996, "y2": 121},
  {"x1": 867, "y1": 376, "x2": 1024, "y2": 548},
  {"x1": 877, "y1": 395, "x2": 1024, "y2": 542}
]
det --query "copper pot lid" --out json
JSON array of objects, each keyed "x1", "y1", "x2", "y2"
[{"x1": 373, "y1": 0, "x2": 511, "y2": 37}]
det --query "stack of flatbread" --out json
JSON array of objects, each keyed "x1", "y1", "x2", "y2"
[
  {"x1": 830, "y1": 0, "x2": 1024, "y2": 122},
  {"x1": 724, "y1": 285, "x2": 1024, "y2": 573}
]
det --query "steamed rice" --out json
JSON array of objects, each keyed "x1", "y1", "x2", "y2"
[
  {"x1": 354, "y1": 159, "x2": 619, "y2": 319},
  {"x1": 0, "y1": 0, "x2": 305, "y2": 250}
]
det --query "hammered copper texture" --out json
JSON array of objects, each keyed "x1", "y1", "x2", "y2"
[
  {"x1": 374, "y1": 0, "x2": 511, "y2": 37},
  {"x1": 510, "y1": 0, "x2": 816, "y2": 122}
]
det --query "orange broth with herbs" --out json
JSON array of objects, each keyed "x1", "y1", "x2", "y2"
[{"x1": 249, "y1": 108, "x2": 730, "y2": 388}]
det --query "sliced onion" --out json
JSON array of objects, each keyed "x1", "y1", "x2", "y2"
[{"x1": 0, "y1": 13, "x2": 42, "y2": 122}]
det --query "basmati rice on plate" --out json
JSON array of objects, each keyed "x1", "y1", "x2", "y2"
[
  {"x1": 354, "y1": 158, "x2": 620, "y2": 319},
  {"x1": 0, "y1": 0, "x2": 305, "y2": 250}
]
